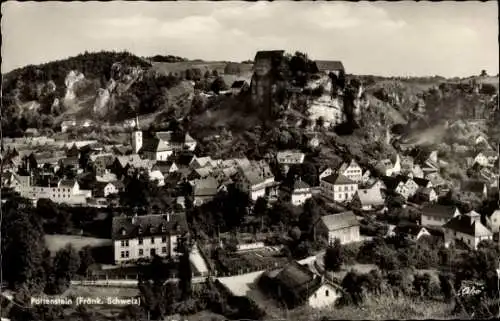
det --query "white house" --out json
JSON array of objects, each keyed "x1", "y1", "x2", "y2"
[
  {"x1": 148, "y1": 169, "x2": 165, "y2": 187},
  {"x1": 141, "y1": 138, "x2": 174, "y2": 161},
  {"x1": 18, "y1": 179, "x2": 92, "y2": 205},
  {"x1": 351, "y1": 188, "x2": 385, "y2": 211},
  {"x1": 421, "y1": 204, "x2": 460, "y2": 227},
  {"x1": 375, "y1": 154, "x2": 401, "y2": 176},
  {"x1": 474, "y1": 150, "x2": 498, "y2": 167},
  {"x1": 320, "y1": 174, "x2": 358, "y2": 203},
  {"x1": 487, "y1": 209, "x2": 500, "y2": 234},
  {"x1": 237, "y1": 162, "x2": 275, "y2": 201},
  {"x1": 111, "y1": 213, "x2": 188, "y2": 264},
  {"x1": 443, "y1": 212, "x2": 493, "y2": 250},
  {"x1": 337, "y1": 159, "x2": 363, "y2": 183},
  {"x1": 395, "y1": 225, "x2": 431, "y2": 242},
  {"x1": 317, "y1": 211, "x2": 361, "y2": 245},
  {"x1": 291, "y1": 179, "x2": 312, "y2": 206},
  {"x1": 319, "y1": 167, "x2": 334, "y2": 182},
  {"x1": 260, "y1": 261, "x2": 342, "y2": 309},
  {"x1": 276, "y1": 151, "x2": 305, "y2": 173}
]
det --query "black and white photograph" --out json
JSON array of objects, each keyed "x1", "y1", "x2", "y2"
[{"x1": 1, "y1": 1, "x2": 499, "y2": 320}]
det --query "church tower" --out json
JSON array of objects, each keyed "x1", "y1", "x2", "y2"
[{"x1": 131, "y1": 115, "x2": 143, "y2": 154}]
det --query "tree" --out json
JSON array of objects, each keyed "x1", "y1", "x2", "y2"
[
  {"x1": 178, "y1": 238, "x2": 193, "y2": 300},
  {"x1": 439, "y1": 272, "x2": 455, "y2": 302},
  {"x1": 1, "y1": 198, "x2": 46, "y2": 293},
  {"x1": 253, "y1": 197, "x2": 268, "y2": 217},
  {"x1": 77, "y1": 246, "x2": 95, "y2": 277},
  {"x1": 289, "y1": 226, "x2": 302, "y2": 241},
  {"x1": 212, "y1": 70, "x2": 219, "y2": 77},
  {"x1": 53, "y1": 244, "x2": 80, "y2": 293},
  {"x1": 211, "y1": 76, "x2": 228, "y2": 94},
  {"x1": 480, "y1": 70, "x2": 488, "y2": 77},
  {"x1": 324, "y1": 238, "x2": 343, "y2": 272},
  {"x1": 413, "y1": 273, "x2": 432, "y2": 298},
  {"x1": 341, "y1": 270, "x2": 364, "y2": 305}
]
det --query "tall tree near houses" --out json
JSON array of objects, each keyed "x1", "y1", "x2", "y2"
[
  {"x1": 1, "y1": 198, "x2": 46, "y2": 293},
  {"x1": 177, "y1": 235, "x2": 192, "y2": 300},
  {"x1": 324, "y1": 238, "x2": 344, "y2": 272}
]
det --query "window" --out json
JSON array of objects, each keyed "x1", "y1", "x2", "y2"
[
  {"x1": 325, "y1": 290, "x2": 329, "y2": 297},
  {"x1": 139, "y1": 249, "x2": 143, "y2": 256},
  {"x1": 345, "y1": 193, "x2": 348, "y2": 199},
  {"x1": 121, "y1": 240, "x2": 129, "y2": 247},
  {"x1": 162, "y1": 247, "x2": 167, "y2": 253},
  {"x1": 125, "y1": 251, "x2": 129, "y2": 258},
  {"x1": 467, "y1": 239, "x2": 470, "y2": 245},
  {"x1": 151, "y1": 237, "x2": 155, "y2": 244},
  {"x1": 138, "y1": 238, "x2": 143, "y2": 245},
  {"x1": 162, "y1": 236, "x2": 167, "y2": 243},
  {"x1": 120, "y1": 251, "x2": 125, "y2": 258},
  {"x1": 150, "y1": 249, "x2": 156, "y2": 256}
]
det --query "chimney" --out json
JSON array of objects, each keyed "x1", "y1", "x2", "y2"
[{"x1": 166, "y1": 212, "x2": 171, "y2": 222}]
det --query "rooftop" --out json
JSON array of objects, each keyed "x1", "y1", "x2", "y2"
[
  {"x1": 443, "y1": 214, "x2": 492, "y2": 238},
  {"x1": 322, "y1": 173, "x2": 356, "y2": 185},
  {"x1": 421, "y1": 204, "x2": 459, "y2": 219},
  {"x1": 320, "y1": 211, "x2": 359, "y2": 231},
  {"x1": 112, "y1": 213, "x2": 188, "y2": 240}
]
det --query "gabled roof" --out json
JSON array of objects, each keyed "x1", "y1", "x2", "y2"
[
  {"x1": 193, "y1": 177, "x2": 219, "y2": 197},
  {"x1": 443, "y1": 215, "x2": 492, "y2": 237},
  {"x1": 59, "y1": 179, "x2": 77, "y2": 189},
  {"x1": 239, "y1": 161, "x2": 274, "y2": 186},
  {"x1": 112, "y1": 213, "x2": 187, "y2": 240},
  {"x1": 153, "y1": 160, "x2": 177, "y2": 173},
  {"x1": 293, "y1": 179, "x2": 310, "y2": 191},
  {"x1": 355, "y1": 188, "x2": 384, "y2": 206},
  {"x1": 381, "y1": 176, "x2": 401, "y2": 190},
  {"x1": 320, "y1": 211, "x2": 359, "y2": 231},
  {"x1": 395, "y1": 225, "x2": 428, "y2": 237},
  {"x1": 416, "y1": 187, "x2": 435, "y2": 196},
  {"x1": 314, "y1": 60, "x2": 345, "y2": 72},
  {"x1": 337, "y1": 159, "x2": 361, "y2": 174},
  {"x1": 190, "y1": 156, "x2": 213, "y2": 168},
  {"x1": 141, "y1": 138, "x2": 172, "y2": 153},
  {"x1": 322, "y1": 173, "x2": 356, "y2": 185},
  {"x1": 116, "y1": 154, "x2": 143, "y2": 168},
  {"x1": 421, "y1": 204, "x2": 459, "y2": 219},
  {"x1": 478, "y1": 150, "x2": 498, "y2": 158}
]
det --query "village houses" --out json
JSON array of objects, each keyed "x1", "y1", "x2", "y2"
[
  {"x1": 316, "y1": 211, "x2": 361, "y2": 245},
  {"x1": 320, "y1": 173, "x2": 359, "y2": 203},
  {"x1": 443, "y1": 211, "x2": 493, "y2": 250},
  {"x1": 290, "y1": 178, "x2": 312, "y2": 206},
  {"x1": 421, "y1": 204, "x2": 461, "y2": 227},
  {"x1": 111, "y1": 213, "x2": 188, "y2": 264},
  {"x1": 259, "y1": 261, "x2": 342, "y2": 309}
]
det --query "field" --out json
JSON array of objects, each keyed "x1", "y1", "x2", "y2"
[
  {"x1": 292, "y1": 295, "x2": 459, "y2": 320},
  {"x1": 45, "y1": 234, "x2": 112, "y2": 254}
]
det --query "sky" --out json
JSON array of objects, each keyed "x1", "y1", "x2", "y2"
[{"x1": 2, "y1": 1, "x2": 499, "y2": 77}]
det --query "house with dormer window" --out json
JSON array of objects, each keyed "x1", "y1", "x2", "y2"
[{"x1": 111, "y1": 213, "x2": 188, "y2": 264}]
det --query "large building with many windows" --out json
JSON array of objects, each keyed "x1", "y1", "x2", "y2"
[{"x1": 111, "y1": 213, "x2": 188, "y2": 264}]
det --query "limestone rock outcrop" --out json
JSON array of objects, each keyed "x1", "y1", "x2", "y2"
[{"x1": 64, "y1": 70, "x2": 85, "y2": 101}]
